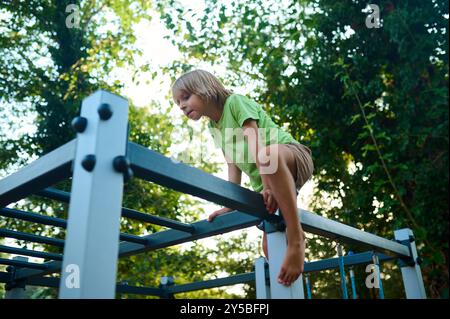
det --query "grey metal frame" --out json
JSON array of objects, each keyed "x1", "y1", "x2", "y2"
[
  {"x1": 0, "y1": 90, "x2": 426, "y2": 299},
  {"x1": 0, "y1": 251, "x2": 401, "y2": 298},
  {"x1": 58, "y1": 90, "x2": 129, "y2": 298},
  {"x1": 0, "y1": 140, "x2": 75, "y2": 208},
  {"x1": 394, "y1": 229, "x2": 427, "y2": 298}
]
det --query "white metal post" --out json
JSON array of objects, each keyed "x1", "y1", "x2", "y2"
[
  {"x1": 59, "y1": 90, "x2": 129, "y2": 298},
  {"x1": 394, "y1": 228, "x2": 427, "y2": 299},
  {"x1": 266, "y1": 225, "x2": 304, "y2": 299}
]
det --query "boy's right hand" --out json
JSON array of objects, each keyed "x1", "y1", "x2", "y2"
[
  {"x1": 261, "y1": 188, "x2": 278, "y2": 214},
  {"x1": 208, "y1": 207, "x2": 233, "y2": 222}
]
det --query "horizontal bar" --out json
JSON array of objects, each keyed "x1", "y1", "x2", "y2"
[
  {"x1": 118, "y1": 211, "x2": 261, "y2": 258},
  {"x1": 304, "y1": 251, "x2": 395, "y2": 273},
  {"x1": 0, "y1": 245, "x2": 63, "y2": 261},
  {"x1": 1, "y1": 207, "x2": 66, "y2": 228},
  {"x1": 36, "y1": 188, "x2": 195, "y2": 233},
  {"x1": 1, "y1": 252, "x2": 394, "y2": 294},
  {"x1": 1, "y1": 207, "x2": 148, "y2": 246},
  {"x1": 13, "y1": 211, "x2": 261, "y2": 280},
  {"x1": 0, "y1": 271, "x2": 164, "y2": 297},
  {"x1": 122, "y1": 207, "x2": 195, "y2": 234},
  {"x1": 167, "y1": 272, "x2": 255, "y2": 294},
  {"x1": 0, "y1": 140, "x2": 75, "y2": 207},
  {"x1": 299, "y1": 209, "x2": 411, "y2": 258},
  {"x1": 116, "y1": 284, "x2": 164, "y2": 296},
  {"x1": 12, "y1": 208, "x2": 410, "y2": 282},
  {"x1": 15, "y1": 274, "x2": 60, "y2": 288},
  {"x1": 0, "y1": 228, "x2": 65, "y2": 248},
  {"x1": 129, "y1": 142, "x2": 410, "y2": 259},
  {"x1": 119, "y1": 233, "x2": 149, "y2": 245},
  {"x1": 128, "y1": 142, "x2": 279, "y2": 223},
  {"x1": 0, "y1": 257, "x2": 49, "y2": 270}
]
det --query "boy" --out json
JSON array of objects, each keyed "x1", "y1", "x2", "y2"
[{"x1": 172, "y1": 69, "x2": 314, "y2": 286}]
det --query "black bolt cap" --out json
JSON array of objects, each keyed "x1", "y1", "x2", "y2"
[
  {"x1": 81, "y1": 154, "x2": 96, "y2": 172},
  {"x1": 113, "y1": 156, "x2": 130, "y2": 173},
  {"x1": 98, "y1": 103, "x2": 113, "y2": 120},
  {"x1": 71, "y1": 116, "x2": 88, "y2": 133}
]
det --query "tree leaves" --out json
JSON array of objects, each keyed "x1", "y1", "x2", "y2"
[{"x1": 158, "y1": 0, "x2": 449, "y2": 298}]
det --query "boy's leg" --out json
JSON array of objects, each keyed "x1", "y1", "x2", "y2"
[
  {"x1": 261, "y1": 144, "x2": 305, "y2": 286},
  {"x1": 262, "y1": 232, "x2": 268, "y2": 258}
]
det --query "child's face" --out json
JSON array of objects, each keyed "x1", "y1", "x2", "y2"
[{"x1": 173, "y1": 90, "x2": 206, "y2": 121}]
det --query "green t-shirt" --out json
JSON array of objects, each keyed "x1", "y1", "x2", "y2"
[{"x1": 208, "y1": 93, "x2": 299, "y2": 192}]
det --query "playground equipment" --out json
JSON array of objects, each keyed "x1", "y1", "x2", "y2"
[{"x1": 0, "y1": 91, "x2": 426, "y2": 299}]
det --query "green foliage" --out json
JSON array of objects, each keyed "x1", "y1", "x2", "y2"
[{"x1": 157, "y1": 0, "x2": 449, "y2": 298}]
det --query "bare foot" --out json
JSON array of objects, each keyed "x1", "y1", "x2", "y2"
[{"x1": 277, "y1": 236, "x2": 306, "y2": 286}]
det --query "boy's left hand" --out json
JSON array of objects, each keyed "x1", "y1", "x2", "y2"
[{"x1": 260, "y1": 188, "x2": 278, "y2": 214}]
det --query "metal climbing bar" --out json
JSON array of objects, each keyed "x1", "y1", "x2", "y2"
[
  {"x1": 298, "y1": 209, "x2": 411, "y2": 259},
  {"x1": 128, "y1": 142, "x2": 279, "y2": 223},
  {"x1": 0, "y1": 270, "x2": 257, "y2": 298},
  {"x1": 11, "y1": 211, "x2": 261, "y2": 281},
  {"x1": 0, "y1": 245, "x2": 63, "y2": 261},
  {"x1": 348, "y1": 251, "x2": 358, "y2": 299},
  {"x1": 122, "y1": 207, "x2": 196, "y2": 234},
  {"x1": 1, "y1": 207, "x2": 66, "y2": 228},
  {"x1": 304, "y1": 274, "x2": 312, "y2": 299},
  {"x1": 166, "y1": 272, "x2": 255, "y2": 294},
  {"x1": 0, "y1": 140, "x2": 75, "y2": 208},
  {"x1": 372, "y1": 253, "x2": 385, "y2": 299},
  {"x1": 128, "y1": 141, "x2": 411, "y2": 260},
  {"x1": 337, "y1": 244, "x2": 349, "y2": 299},
  {"x1": 0, "y1": 272, "x2": 165, "y2": 297},
  {"x1": 0, "y1": 257, "x2": 49, "y2": 270},
  {"x1": 9, "y1": 210, "x2": 406, "y2": 284},
  {"x1": 304, "y1": 251, "x2": 394, "y2": 273},
  {"x1": 36, "y1": 188, "x2": 196, "y2": 234},
  {"x1": 0, "y1": 228, "x2": 65, "y2": 248},
  {"x1": 0, "y1": 207, "x2": 149, "y2": 245}
]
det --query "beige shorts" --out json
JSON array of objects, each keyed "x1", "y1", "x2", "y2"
[
  {"x1": 256, "y1": 143, "x2": 314, "y2": 231},
  {"x1": 284, "y1": 143, "x2": 314, "y2": 192}
]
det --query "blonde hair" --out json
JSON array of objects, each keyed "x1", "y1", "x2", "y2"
[{"x1": 172, "y1": 69, "x2": 233, "y2": 107}]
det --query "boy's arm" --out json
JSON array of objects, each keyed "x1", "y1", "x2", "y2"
[
  {"x1": 224, "y1": 152, "x2": 242, "y2": 185},
  {"x1": 207, "y1": 153, "x2": 242, "y2": 221},
  {"x1": 242, "y1": 119, "x2": 270, "y2": 188}
]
